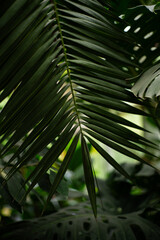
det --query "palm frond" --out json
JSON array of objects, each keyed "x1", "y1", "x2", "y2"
[
  {"x1": 132, "y1": 63, "x2": 160, "y2": 100},
  {"x1": 0, "y1": 0, "x2": 159, "y2": 214}
]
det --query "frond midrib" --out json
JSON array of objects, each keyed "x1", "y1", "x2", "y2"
[{"x1": 53, "y1": 0, "x2": 83, "y2": 134}]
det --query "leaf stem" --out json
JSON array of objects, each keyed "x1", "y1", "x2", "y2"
[{"x1": 53, "y1": 0, "x2": 83, "y2": 135}]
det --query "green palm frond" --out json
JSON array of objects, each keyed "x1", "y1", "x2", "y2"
[
  {"x1": 0, "y1": 0, "x2": 159, "y2": 215},
  {"x1": 132, "y1": 63, "x2": 160, "y2": 100}
]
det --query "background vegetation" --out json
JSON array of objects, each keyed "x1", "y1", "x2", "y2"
[{"x1": 0, "y1": 0, "x2": 160, "y2": 239}]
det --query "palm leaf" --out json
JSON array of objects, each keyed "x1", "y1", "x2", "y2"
[
  {"x1": 0, "y1": 0, "x2": 159, "y2": 214},
  {"x1": 132, "y1": 63, "x2": 160, "y2": 100}
]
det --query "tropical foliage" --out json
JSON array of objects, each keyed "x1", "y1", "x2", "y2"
[
  {"x1": 1, "y1": 163, "x2": 160, "y2": 240},
  {"x1": 0, "y1": 0, "x2": 160, "y2": 239}
]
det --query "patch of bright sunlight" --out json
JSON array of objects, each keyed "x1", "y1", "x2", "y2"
[
  {"x1": 153, "y1": 56, "x2": 160, "y2": 64},
  {"x1": 1, "y1": 207, "x2": 12, "y2": 217},
  {"x1": 47, "y1": 143, "x2": 53, "y2": 149},
  {"x1": 59, "y1": 150, "x2": 66, "y2": 161},
  {"x1": 134, "y1": 13, "x2": 143, "y2": 21},
  {"x1": 0, "y1": 97, "x2": 9, "y2": 109},
  {"x1": 124, "y1": 26, "x2": 131, "y2": 32}
]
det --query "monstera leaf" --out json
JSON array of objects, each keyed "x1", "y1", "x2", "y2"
[
  {"x1": 1, "y1": 163, "x2": 160, "y2": 240},
  {"x1": 119, "y1": 4, "x2": 160, "y2": 69},
  {"x1": 1, "y1": 202, "x2": 160, "y2": 240}
]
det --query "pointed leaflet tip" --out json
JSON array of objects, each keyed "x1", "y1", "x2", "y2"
[
  {"x1": 81, "y1": 135, "x2": 97, "y2": 218},
  {"x1": 44, "y1": 133, "x2": 80, "y2": 210}
]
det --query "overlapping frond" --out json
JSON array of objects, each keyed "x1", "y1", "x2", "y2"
[{"x1": 0, "y1": 0, "x2": 158, "y2": 215}]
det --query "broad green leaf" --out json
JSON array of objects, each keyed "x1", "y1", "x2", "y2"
[{"x1": 1, "y1": 203, "x2": 160, "y2": 240}]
